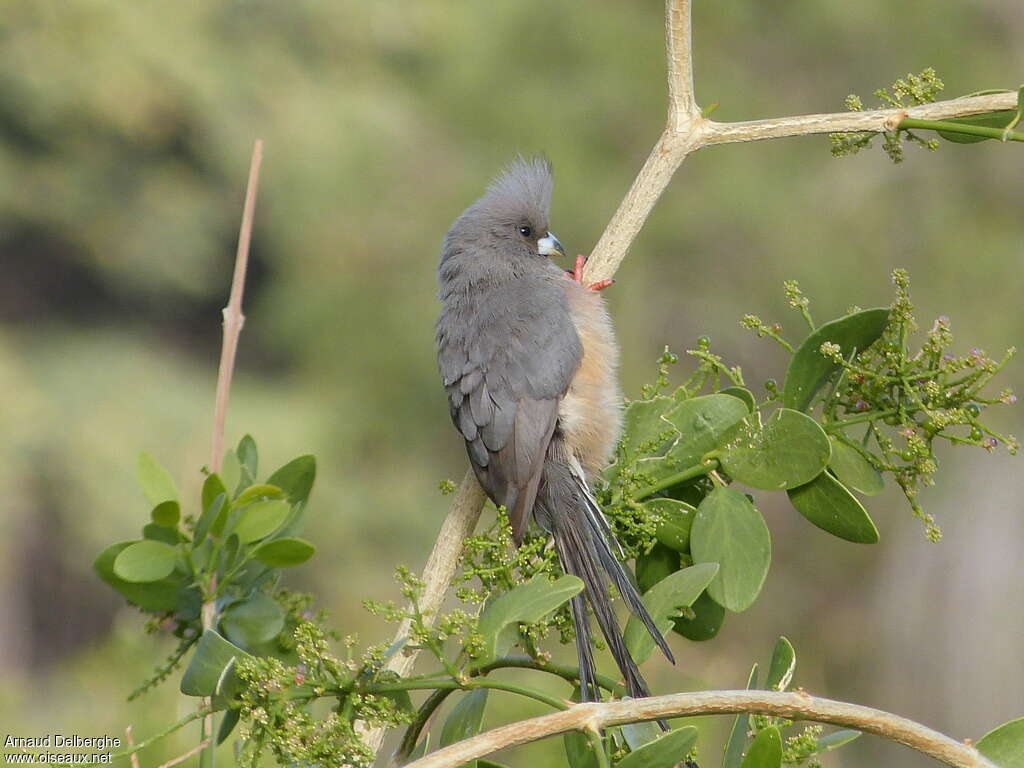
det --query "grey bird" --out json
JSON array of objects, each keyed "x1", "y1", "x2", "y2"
[{"x1": 435, "y1": 157, "x2": 674, "y2": 702}]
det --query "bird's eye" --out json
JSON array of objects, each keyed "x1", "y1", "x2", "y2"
[{"x1": 518, "y1": 225, "x2": 532, "y2": 238}]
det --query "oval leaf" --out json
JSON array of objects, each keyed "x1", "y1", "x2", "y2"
[
  {"x1": 253, "y1": 537, "x2": 316, "y2": 567},
  {"x1": 978, "y1": 717, "x2": 1024, "y2": 768},
  {"x1": 828, "y1": 437, "x2": 884, "y2": 496},
  {"x1": 220, "y1": 450, "x2": 242, "y2": 498},
  {"x1": 720, "y1": 386, "x2": 757, "y2": 412},
  {"x1": 564, "y1": 730, "x2": 600, "y2": 768},
  {"x1": 672, "y1": 589, "x2": 725, "y2": 641},
  {"x1": 237, "y1": 434, "x2": 259, "y2": 477},
  {"x1": 194, "y1": 493, "x2": 226, "y2": 547},
  {"x1": 632, "y1": 395, "x2": 749, "y2": 494},
  {"x1": 94, "y1": 542, "x2": 187, "y2": 611},
  {"x1": 636, "y1": 543, "x2": 680, "y2": 593},
  {"x1": 151, "y1": 500, "x2": 181, "y2": 528},
  {"x1": 477, "y1": 574, "x2": 583, "y2": 661},
  {"x1": 440, "y1": 688, "x2": 489, "y2": 752},
  {"x1": 765, "y1": 636, "x2": 796, "y2": 692},
  {"x1": 719, "y1": 409, "x2": 831, "y2": 490},
  {"x1": 783, "y1": 308, "x2": 890, "y2": 412},
  {"x1": 788, "y1": 472, "x2": 880, "y2": 544},
  {"x1": 266, "y1": 455, "x2": 317, "y2": 505},
  {"x1": 606, "y1": 396, "x2": 681, "y2": 486},
  {"x1": 137, "y1": 452, "x2": 178, "y2": 506},
  {"x1": 741, "y1": 726, "x2": 782, "y2": 768},
  {"x1": 113, "y1": 540, "x2": 178, "y2": 583},
  {"x1": 181, "y1": 629, "x2": 252, "y2": 698},
  {"x1": 618, "y1": 726, "x2": 698, "y2": 768},
  {"x1": 221, "y1": 592, "x2": 286, "y2": 647},
  {"x1": 625, "y1": 563, "x2": 718, "y2": 663},
  {"x1": 232, "y1": 500, "x2": 291, "y2": 543},
  {"x1": 691, "y1": 488, "x2": 771, "y2": 612},
  {"x1": 645, "y1": 497, "x2": 696, "y2": 552}
]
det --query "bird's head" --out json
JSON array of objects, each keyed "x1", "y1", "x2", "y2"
[{"x1": 441, "y1": 156, "x2": 566, "y2": 279}]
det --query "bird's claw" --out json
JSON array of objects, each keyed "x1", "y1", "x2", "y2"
[{"x1": 567, "y1": 254, "x2": 615, "y2": 292}]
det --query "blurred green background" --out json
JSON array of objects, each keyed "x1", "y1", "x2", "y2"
[{"x1": 1, "y1": 1, "x2": 1021, "y2": 766}]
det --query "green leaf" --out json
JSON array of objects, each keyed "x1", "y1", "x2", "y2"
[
  {"x1": 720, "y1": 386, "x2": 757, "y2": 412},
  {"x1": 217, "y1": 709, "x2": 240, "y2": 745},
  {"x1": 180, "y1": 630, "x2": 251, "y2": 701},
  {"x1": 266, "y1": 455, "x2": 317, "y2": 505},
  {"x1": 741, "y1": 726, "x2": 782, "y2": 768},
  {"x1": 788, "y1": 472, "x2": 880, "y2": 544},
  {"x1": 563, "y1": 730, "x2": 600, "y2": 768},
  {"x1": 477, "y1": 761, "x2": 509, "y2": 768},
  {"x1": 477, "y1": 575, "x2": 583, "y2": 661},
  {"x1": 237, "y1": 434, "x2": 258, "y2": 478},
  {"x1": 765, "y1": 636, "x2": 795, "y2": 692},
  {"x1": 235, "y1": 484, "x2": 285, "y2": 507},
  {"x1": 635, "y1": 543, "x2": 680, "y2": 593},
  {"x1": 783, "y1": 308, "x2": 890, "y2": 412},
  {"x1": 440, "y1": 689, "x2": 489, "y2": 752},
  {"x1": 202, "y1": 472, "x2": 227, "y2": 512},
  {"x1": 194, "y1": 493, "x2": 226, "y2": 547},
  {"x1": 222, "y1": 592, "x2": 286, "y2": 648},
  {"x1": 672, "y1": 589, "x2": 725, "y2": 641},
  {"x1": 112, "y1": 540, "x2": 178, "y2": 583},
  {"x1": 621, "y1": 720, "x2": 663, "y2": 751},
  {"x1": 658, "y1": 393, "x2": 750, "y2": 468},
  {"x1": 151, "y1": 500, "x2": 181, "y2": 528},
  {"x1": 645, "y1": 497, "x2": 696, "y2": 552},
  {"x1": 814, "y1": 729, "x2": 862, "y2": 753},
  {"x1": 605, "y1": 396, "x2": 680, "y2": 485},
  {"x1": 936, "y1": 110, "x2": 1017, "y2": 143},
  {"x1": 828, "y1": 437, "x2": 884, "y2": 496},
  {"x1": 691, "y1": 488, "x2": 771, "y2": 612},
  {"x1": 618, "y1": 726, "x2": 698, "y2": 768},
  {"x1": 978, "y1": 717, "x2": 1024, "y2": 767},
  {"x1": 719, "y1": 408, "x2": 831, "y2": 490},
  {"x1": 137, "y1": 452, "x2": 178, "y2": 506},
  {"x1": 625, "y1": 563, "x2": 718, "y2": 663},
  {"x1": 723, "y1": 664, "x2": 759, "y2": 768},
  {"x1": 94, "y1": 542, "x2": 187, "y2": 611},
  {"x1": 252, "y1": 537, "x2": 316, "y2": 567},
  {"x1": 220, "y1": 450, "x2": 241, "y2": 498},
  {"x1": 143, "y1": 522, "x2": 181, "y2": 545},
  {"x1": 231, "y1": 500, "x2": 291, "y2": 543}
]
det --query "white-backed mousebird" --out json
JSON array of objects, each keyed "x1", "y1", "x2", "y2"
[{"x1": 435, "y1": 157, "x2": 674, "y2": 702}]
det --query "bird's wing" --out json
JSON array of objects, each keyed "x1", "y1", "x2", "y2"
[{"x1": 438, "y1": 277, "x2": 582, "y2": 542}]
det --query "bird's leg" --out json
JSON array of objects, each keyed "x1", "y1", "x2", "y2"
[{"x1": 568, "y1": 254, "x2": 614, "y2": 292}]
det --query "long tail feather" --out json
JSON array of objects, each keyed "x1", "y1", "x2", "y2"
[{"x1": 537, "y1": 446, "x2": 675, "y2": 712}]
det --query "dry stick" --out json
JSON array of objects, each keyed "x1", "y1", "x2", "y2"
[
  {"x1": 199, "y1": 138, "x2": 265, "y2": 764},
  {"x1": 157, "y1": 739, "x2": 213, "y2": 768},
  {"x1": 403, "y1": 690, "x2": 997, "y2": 768},
  {"x1": 125, "y1": 727, "x2": 141, "y2": 768},
  {"x1": 365, "y1": 0, "x2": 1019, "y2": 759}
]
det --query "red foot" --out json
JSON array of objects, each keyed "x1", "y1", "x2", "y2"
[{"x1": 567, "y1": 254, "x2": 615, "y2": 291}]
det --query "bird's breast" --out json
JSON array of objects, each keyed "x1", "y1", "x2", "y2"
[{"x1": 559, "y1": 280, "x2": 623, "y2": 481}]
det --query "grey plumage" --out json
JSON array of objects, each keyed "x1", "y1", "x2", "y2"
[{"x1": 436, "y1": 156, "x2": 673, "y2": 704}]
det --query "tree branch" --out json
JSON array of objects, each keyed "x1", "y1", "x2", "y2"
[
  {"x1": 201, "y1": 138, "x2": 264, "y2": 768},
  {"x1": 364, "y1": 0, "x2": 1020, "y2": 759},
  {"x1": 403, "y1": 690, "x2": 997, "y2": 768}
]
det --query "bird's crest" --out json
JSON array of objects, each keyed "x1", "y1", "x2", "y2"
[{"x1": 478, "y1": 155, "x2": 553, "y2": 222}]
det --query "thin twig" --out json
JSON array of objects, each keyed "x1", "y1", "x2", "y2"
[
  {"x1": 156, "y1": 739, "x2": 212, "y2": 768},
  {"x1": 210, "y1": 138, "x2": 264, "y2": 475},
  {"x1": 201, "y1": 138, "x2": 264, "y2": 768},
  {"x1": 403, "y1": 690, "x2": 997, "y2": 768},
  {"x1": 125, "y1": 727, "x2": 141, "y2": 768}
]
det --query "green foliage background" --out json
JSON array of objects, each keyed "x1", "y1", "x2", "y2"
[{"x1": 0, "y1": 1, "x2": 1021, "y2": 766}]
